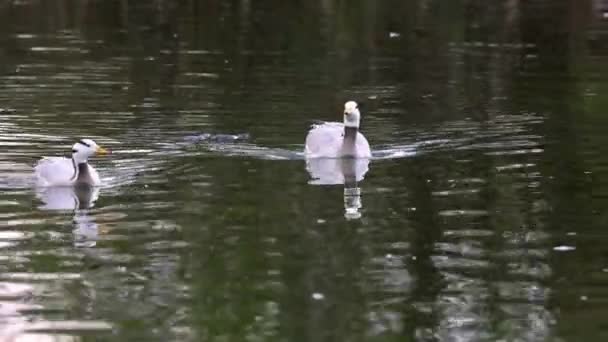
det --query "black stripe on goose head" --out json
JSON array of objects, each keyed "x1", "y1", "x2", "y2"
[{"x1": 78, "y1": 139, "x2": 91, "y2": 147}]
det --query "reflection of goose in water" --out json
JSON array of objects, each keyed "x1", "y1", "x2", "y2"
[
  {"x1": 36, "y1": 185, "x2": 100, "y2": 247},
  {"x1": 34, "y1": 139, "x2": 109, "y2": 187},
  {"x1": 306, "y1": 158, "x2": 370, "y2": 219},
  {"x1": 36, "y1": 185, "x2": 99, "y2": 210},
  {"x1": 305, "y1": 101, "x2": 371, "y2": 158},
  {"x1": 306, "y1": 158, "x2": 369, "y2": 185}
]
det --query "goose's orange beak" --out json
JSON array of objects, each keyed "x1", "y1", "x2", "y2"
[{"x1": 95, "y1": 146, "x2": 110, "y2": 155}]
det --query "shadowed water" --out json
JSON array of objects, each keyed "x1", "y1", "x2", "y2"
[{"x1": 1, "y1": 0, "x2": 608, "y2": 341}]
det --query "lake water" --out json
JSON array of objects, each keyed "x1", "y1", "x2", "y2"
[{"x1": 1, "y1": 1, "x2": 608, "y2": 341}]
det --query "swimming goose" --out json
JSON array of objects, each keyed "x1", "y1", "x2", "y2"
[
  {"x1": 35, "y1": 139, "x2": 109, "y2": 187},
  {"x1": 304, "y1": 101, "x2": 371, "y2": 158}
]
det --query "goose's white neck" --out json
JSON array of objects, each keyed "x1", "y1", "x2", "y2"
[
  {"x1": 343, "y1": 112, "x2": 360, "y2": 128},
  {"x1": 72, "y1": 152, "x2": 89, "y2": 165}
]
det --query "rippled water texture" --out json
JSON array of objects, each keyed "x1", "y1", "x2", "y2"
[{"x1": 2, "y1": 1, "x2": 608, "y2": 341}]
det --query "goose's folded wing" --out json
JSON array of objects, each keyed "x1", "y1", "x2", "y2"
[
  {"x1": 35, "y1": 157, "x2": 76, "y2": 186},
  {"x1": 355, "y1": 132, "x2": 372, "y2": 158},
  {"x1": 305, "y1": 123, "x2": 344, "y2": 157}
]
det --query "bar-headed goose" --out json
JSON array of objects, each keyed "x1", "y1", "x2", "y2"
[
  {"x1": 304, "y1": 101, "x2": 371, "y2": 158},
  {"x1": 35, "y1": 139, "x2": 109, "y2": 187}
]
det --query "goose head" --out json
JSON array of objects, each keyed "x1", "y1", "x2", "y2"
[
  {"x1": 71, "y1": 139, "x2": 109, "y2": 164},
  {"x1": 343, "y1": 101, "x2": 361, "y2": 128}
]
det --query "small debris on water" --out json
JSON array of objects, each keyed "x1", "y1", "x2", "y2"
[
  {"x1": 553, "y1": 245, "x2": 575, "y2": 252},
  {"x1": 312, "y1": 292, "x2": 325, "y2": 300}
]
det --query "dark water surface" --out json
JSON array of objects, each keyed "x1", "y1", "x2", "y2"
[{"x1": 1, "y1": 0, "x2": 608, "y2": 341}]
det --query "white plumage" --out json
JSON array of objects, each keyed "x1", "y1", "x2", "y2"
[
  {"x1": 35, "y1": 157, "x2": 99, "y2": 186},
  {"x1": 304, "y1": 101, "x2": 371, "y2": 158},
  {"x1": 34, "y1": 139, "x2": 109, "y2": 187}
]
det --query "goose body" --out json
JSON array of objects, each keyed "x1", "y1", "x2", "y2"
[
  {"x1": 35, "y1": 139, "x2": 108, "y2": 187},
  {"x1": 304, "y1": 101, "x2": 371, "y2": 158}
]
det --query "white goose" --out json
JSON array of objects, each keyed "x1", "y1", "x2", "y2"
[
  {"x1": 304, "y1": 101, "x2": 371, "y2": 158},
  {"x1": 35, "y1": 139, "x2": 109, "y2": 187}
]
